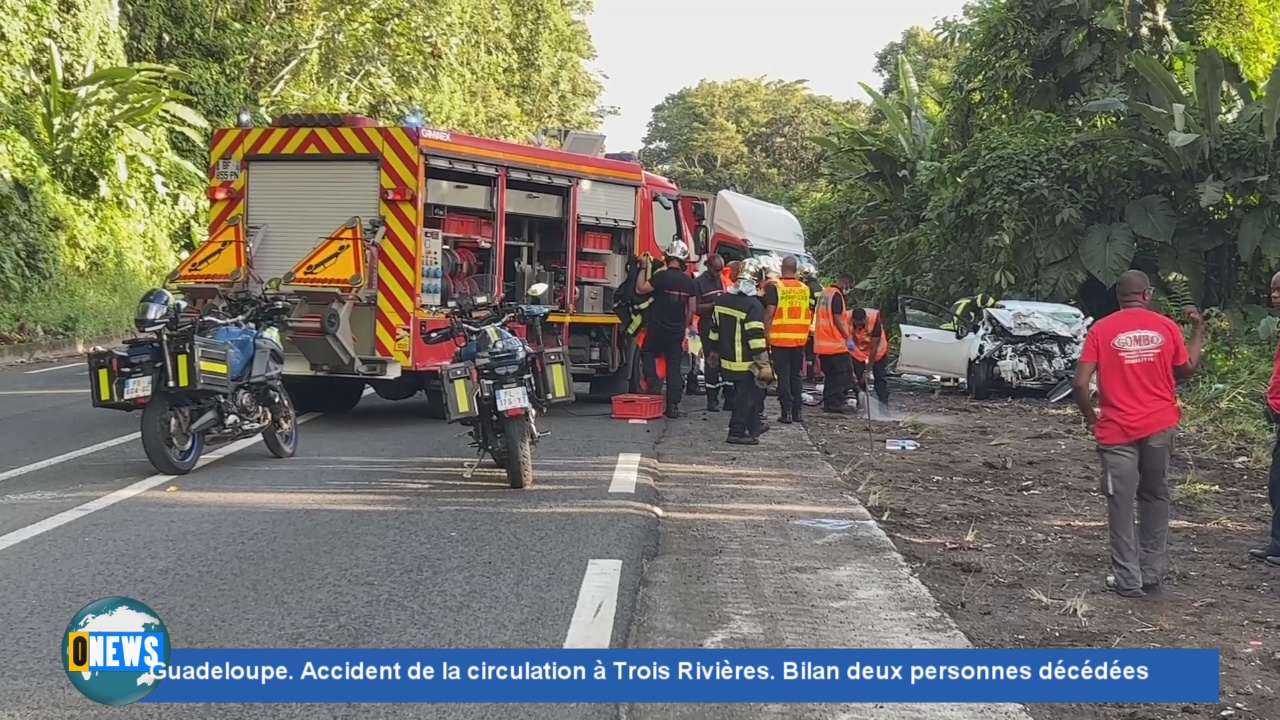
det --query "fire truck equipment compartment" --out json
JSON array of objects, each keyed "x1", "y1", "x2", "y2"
[
  {"x1": 245, "y1": 159, "x2": 381, "y2": 283},
  {"x1": 425, "y1": 179, "x2": 494, "y2": 211},
  {"x1": 577, "y1": 181, "x2": 638, "y2": 226}
]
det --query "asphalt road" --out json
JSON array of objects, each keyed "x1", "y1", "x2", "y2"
[{"x1": 0, "y1": 358, "x2": 662, "y2": 719}]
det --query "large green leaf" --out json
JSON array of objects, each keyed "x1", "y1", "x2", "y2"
[
  {"x1": 1130, "y1": 102, "x2": 1175, "y2": 134},
  {"x1": 1079, "y1": 222, "x2": 1136, "y2": 285},
  {"x1": 1261, "y1": 231, "x2": 1280, "y2": 261},
  {"x1": 161, "y1": 101, "x2": 209, "y2": 129},
  {"x1": 1081, "y1": 97, "x2": 1126, "y2": 112},
  {"x1": 858, "y1": 82, "x2": 912, "y2": 158},
  {"x1": 1264, "y1": 60, "x2": 1280, "y2": 144},
  {"x1": 1197, "y1": 178, "x2": 1224, "y2": 207},
  {"x1": 1131, "y1": 52, "x2": 1187, "y2": 110},
  {"x1": 809, "y1": 136, "x2": 841, "y2": 151},
  {"x1": 1238, "y1": 209, "x2": 1268, "y2": 260},
  {"x1": 1125, "y1": 195, "x2": 1176, "y2": 243},
  {"x1": 1193, "y1": 47, "x2": 1224, "y2": 145}
]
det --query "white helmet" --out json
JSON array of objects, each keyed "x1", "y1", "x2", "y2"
[
  {"x1": 664, "y1": 239, "x2": 691, "y2": 263},
  {"x1": 799, "y1": 263, "x2": 818, "y2": 281}
]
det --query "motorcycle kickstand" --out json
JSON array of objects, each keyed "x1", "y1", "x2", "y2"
[{"x1": 461, "y1": 447, "x2": 489, "y2": 480}]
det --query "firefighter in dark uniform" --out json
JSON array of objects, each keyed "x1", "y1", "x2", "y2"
[
  {"x1": 799, "y1": 263, "x2": 823, "y2": 383},
  {"x1": 691, "y1": 252, "x2": 730, "y2": 411},
  {"x1": 939, "y1": 293, "x2": 999, "y2": 388},
  {"x1": 941, "y1": 293, "x2": 1000, "y2": 332},
  {"x1": 707, "y1": 261, "x2": 773, "y2": 445}
]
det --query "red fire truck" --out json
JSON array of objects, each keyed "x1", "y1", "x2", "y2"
[{"x1": 169, "y1": 113, "x2": 710, "y2": 415}]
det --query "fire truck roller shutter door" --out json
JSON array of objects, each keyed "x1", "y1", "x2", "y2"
[
  {"x1": 577, "y1": 180, "x2": 638, "y2": 227},
  {"x1": 245, "y1": 159, "x2": 382, "y2": 283}
]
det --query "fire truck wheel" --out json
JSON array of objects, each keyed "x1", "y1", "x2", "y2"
[
  {"x1": 281, "y1": 378, "x2": 318, "y2": 414},
  {"x1": 422, "y1": 388, "x2": 447, "y2": 419},
  {"x1": 308, "y1": 377, "x2": 366, "y2": 414}
]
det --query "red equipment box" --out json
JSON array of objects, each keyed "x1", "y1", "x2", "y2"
[
  {"x1": 578, "y1": 260, "x2": 607, "y2": 280},
  {"x1": 611, "y1": 393, "x2": 664, "y2": 420},
  {"x1": 581, "y1": 231, "x2": 611, "y2": 251},
  {"x1": 444, "y1": 215, "x2": 493, "y2": 238}
]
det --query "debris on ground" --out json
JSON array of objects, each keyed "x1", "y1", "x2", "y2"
[{"x1": 806, "y1": 384, "x2": 1280, "y2": 720}]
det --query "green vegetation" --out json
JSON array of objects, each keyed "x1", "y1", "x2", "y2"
[
  {"x1": 639, "y1": 0, "x2": 1280, "y2": 459},
  {"x1": 0, "y1": 0, "x2": 609, "y2": 342}
]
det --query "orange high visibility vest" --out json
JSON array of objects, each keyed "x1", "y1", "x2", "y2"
[
  {"x1": 850, "y1": 308, "x2": 888, "y2": 362},
  {"x1": 813, "y1": 286, "x2": 847, "y2": 356},
  {"x1": 768, "y1": 277, "x2": 813, "y2": 348}
]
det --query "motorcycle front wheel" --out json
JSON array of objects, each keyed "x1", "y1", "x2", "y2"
[
  {"x1": 140, "y1": 397, "x2": 204, "y2": 475},
  {"x1": 501, "y1": 415, "x2": 534, "y2": 489},
  {"x1": 263, "y1": 384, "x2": 299, "y2": 459}
]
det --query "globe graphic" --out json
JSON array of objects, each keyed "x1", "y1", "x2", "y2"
[{"x1": 62, "y1": 597, "x2": 171, "y2": 706}]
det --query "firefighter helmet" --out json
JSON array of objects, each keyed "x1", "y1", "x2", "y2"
[{"x1": 663, "y1": 239, "x2": 691, "y2": 264}]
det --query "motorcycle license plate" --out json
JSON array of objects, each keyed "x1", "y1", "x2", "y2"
[
  {"x1": 495, "y1": 386, "x2": 529, "y2": 412},
  {"x1": 122, "y1": 376, "x2": 153, "y2": 400}
]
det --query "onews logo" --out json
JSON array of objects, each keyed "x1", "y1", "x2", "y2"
[
  {"x1": 62, "y1": 597, "x2": 171, "y2": 706},
  {"x1": 1111, "y1": 329, "x2": 1165, "y2": 351}
]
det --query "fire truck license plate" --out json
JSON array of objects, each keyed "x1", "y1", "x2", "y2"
[{"x1": 495, "y1": 386, "x2": 529, "y2": 412}]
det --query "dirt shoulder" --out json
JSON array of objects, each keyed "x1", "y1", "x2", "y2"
[{"x1": 804, "y1": 383, "x2": 1279, "y2": 720}]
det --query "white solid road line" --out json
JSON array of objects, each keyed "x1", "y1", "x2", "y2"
[
  {"x1": 0, "y1": 390, "x2": 85, "y2": 395},
  {"x1": 23, "y1": 362, "x2": 83, "y2": 374},
  {"x1": 563, "y1": 559, "x2": 623, "y2": 649},
  {"x1": 0, "y1": 386, "x2": 375, "y2": 553},
  {"x1": 0, "y1": 415, "x2": 315, "y2": 553},
  {"x1": 0, "y1": 434, "x2": 141, "y2": 483},
  {"x1": 609, "y1": 452, "x2": 641, "y2": 494}
]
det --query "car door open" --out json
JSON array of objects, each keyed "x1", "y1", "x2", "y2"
[{"x1": 896, "y1": 297, "x2": 975, "y2": 379}]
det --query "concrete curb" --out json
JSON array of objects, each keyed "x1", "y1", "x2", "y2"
[{"x1": 0, "y1": 332, "x2": 134, "y2": 367}]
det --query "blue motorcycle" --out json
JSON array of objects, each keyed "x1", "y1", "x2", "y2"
[
  {"x1": 421, "y1": 277, "x2": 574, "y2": 488},
  {"x1": 87, "y1": 282, "x2": 299, "y2": 475}
]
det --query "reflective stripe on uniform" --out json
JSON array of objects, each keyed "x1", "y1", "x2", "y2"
[
  {"x1": 851, "y1": 308, "x2": 888, "y2": 362},
  {"x1": 769, "y1": 278, "x2": 813, "y2": 347},
  {"x1": 813, "y1": 287, "x2": 846, "y2": 355}
]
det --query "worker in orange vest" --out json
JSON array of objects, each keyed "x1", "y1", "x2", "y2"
[
  {"x1": 813, "y1": 273, "x2": 857, "y2": 413},
  {"x1": 849, "y1": 306, "x2": 890, "y2": 410},
  {"x1": 762, "y1": 255, "x2": 814, "y2": 424}
]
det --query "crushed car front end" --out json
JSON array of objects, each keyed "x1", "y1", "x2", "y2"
[{"x1": 969, "y1": 302, "x2": 1090, "y2": 397}]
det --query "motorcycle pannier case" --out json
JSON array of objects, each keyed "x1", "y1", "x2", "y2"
[
  {"x1": 536, "y1": 349, "x2": 575, "y2": 405},
  {"x1": 442, "y1": 361, "x2": 480, "y2": 421},
  {"x1": 191, "y1": 335, "x2": 236, "y2": 393},
  {"x1": 87, "y1": 346, "x2": 159, "y2": 410}
]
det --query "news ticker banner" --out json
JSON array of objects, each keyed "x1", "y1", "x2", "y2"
[{"x1": 63, "y1": 597, "x2": 1220, "y2": 706}]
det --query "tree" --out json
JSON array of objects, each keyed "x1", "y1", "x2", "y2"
[
  {"x1": 640, "y1": 77, "x2": 865, "y2": 204},
  {"x1": 872, "y1": 26, "x2": 957, "y2": 116},
  {"x1": 21, "y1": 39, "x2": 208, "y2": 192}
]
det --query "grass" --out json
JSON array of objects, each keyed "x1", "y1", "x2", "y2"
[
  {"x1": 0, "y1": 271, "x2": 157, "y2": 343},
  {"x1": 1177, "y1": 313, "x2": 1275, "y2": 468}
]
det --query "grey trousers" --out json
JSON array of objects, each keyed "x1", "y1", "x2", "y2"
[{"x1": 1096, "y1": 426, "x2": 1176, "y2": 590}]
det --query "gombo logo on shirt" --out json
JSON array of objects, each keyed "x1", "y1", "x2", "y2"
[{"x1": 1110, "y1": 330, "x2": 1166, "y2": 351}]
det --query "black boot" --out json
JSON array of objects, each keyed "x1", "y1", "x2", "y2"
[
  {"x1": 665, "y1": 403, "x2": 685, "y2": 419},
  {"x1": 779, "y1": 406, "x2": 793, "y2": 424}
]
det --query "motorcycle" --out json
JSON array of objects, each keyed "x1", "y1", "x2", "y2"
[
  {"x1": 86, "y1": 280, "x2": 300, "y2": 475},
  {"x1": 420, "y1": 276, "x2": 574, "y2": 488}
]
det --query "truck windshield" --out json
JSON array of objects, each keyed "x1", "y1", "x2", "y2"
[
  {"x1": 751, "y1": 248, "x2": 815, "y2": 267},
  {"x1": 652, "y1": 194, "x2": 681, "y2": 254}
]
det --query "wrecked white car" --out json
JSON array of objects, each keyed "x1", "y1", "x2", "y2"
[{"x1": 896, "y1": 297, "x2": 1092, "y2": 400}]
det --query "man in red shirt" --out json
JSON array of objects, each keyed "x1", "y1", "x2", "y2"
[
  {"x1": 1251, "y1": 270, "x2": 1280, "y2": 566},
  {"x1": 1072, "y1": 270, "x2": 1205, "y2": 597}
]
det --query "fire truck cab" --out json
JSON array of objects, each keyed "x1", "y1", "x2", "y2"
[{"x1": 169, "y1": 114, "x2": 709, "y2": 415}]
